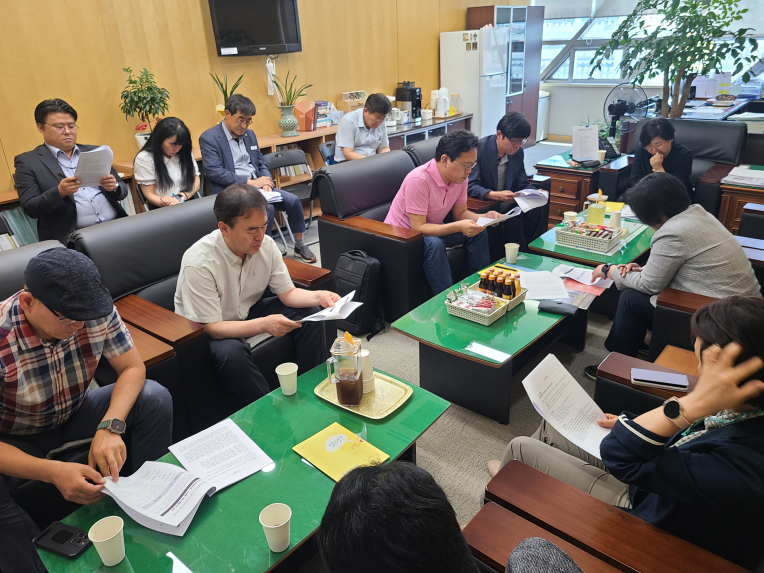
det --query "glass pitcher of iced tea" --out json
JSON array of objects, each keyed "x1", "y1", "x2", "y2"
[{"x1": 326, "y1": 336, "x2": 363, "y2": 406}]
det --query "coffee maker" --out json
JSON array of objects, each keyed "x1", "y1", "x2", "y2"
[{"x1": 395, "y1": 81, "x2": 422, "y2": 122}]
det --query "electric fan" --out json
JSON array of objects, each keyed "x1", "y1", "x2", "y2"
[{"x1": 603, "y1": 83, "x2": 650, "y2": 137}]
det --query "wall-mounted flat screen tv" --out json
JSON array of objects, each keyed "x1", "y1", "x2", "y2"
[{"x1": 208, "y1": 0, "x2": 302, "y2": 56}]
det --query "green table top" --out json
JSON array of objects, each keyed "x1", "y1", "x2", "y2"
[
  {"x1": 529, "y1": 214, "x2": 654, "y2": 265},
  {"x1": 391, "y1": 253, "x2": 591, "y2": 366},
  {"x1": 535, "y1": 150, "x2": 622, "y2": 171},
  {"x1": 40, "y1": 367, "x2": 448, "y2": 573}
]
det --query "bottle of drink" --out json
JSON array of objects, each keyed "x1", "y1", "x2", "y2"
[
  {"x1": 495, "y1": 276, "x2": 505, "y2": 298},
  {"x1": 487, "y1": 274, "x2": 496, "y2": 295},
  {"x1": 478, "y1": 272, "x2": 488, "y2": 293},
  {"x1": 502, "y1": 278, "x2": 513, "y2": 300}
]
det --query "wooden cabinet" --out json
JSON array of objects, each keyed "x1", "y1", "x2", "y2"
[
  {"x1": 719, "y1": 183, "x2": 764, "y2": 234},
  {"x1": 534, "y1": 164, "x2": 601, "y2": 226}
]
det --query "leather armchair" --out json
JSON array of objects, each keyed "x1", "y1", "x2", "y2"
[
  {"x1": 404, "y1": 136, "x2": 441, "y2": 166},
  {"x1": 69, "y1": 197, "x2": 333, "y2": 432},
  {"x1": 648, "y1": 287, "x2": 716, "y2": 362},
  {"x1": 600, "y1": 118, "x2": 746, "y2": 215},
  {"x1": 316, "y1": 150, "x2": 474, "y2": 321}
]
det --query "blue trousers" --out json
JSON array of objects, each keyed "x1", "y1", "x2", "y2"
[
  {"x1": 0, "y1": 380, "x2": 173, "y2": 573},
  {"x1": 423, "y1": 231, "x2": 490, "y2": 295},
  {"x1": 267, "y1": 188, "x2": 306, "y2": 236}
]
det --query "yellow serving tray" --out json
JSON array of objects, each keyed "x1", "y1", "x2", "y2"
[{"x1": 314, "y1": 371, "x2": 413, "y2": 419}]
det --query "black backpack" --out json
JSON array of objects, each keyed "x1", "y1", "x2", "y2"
[{"x1": 333, "y1": 250, "x2": 385, "y2": 340}]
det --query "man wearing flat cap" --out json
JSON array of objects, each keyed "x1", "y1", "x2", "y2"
[{"x1": 0, "y1": 248, "x2": 173, "y2": 573}]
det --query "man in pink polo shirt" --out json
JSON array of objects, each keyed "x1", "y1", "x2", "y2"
[{"x1": 385, "y1": 130, "x2": 500, "y2": 293}]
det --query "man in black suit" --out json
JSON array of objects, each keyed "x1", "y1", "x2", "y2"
[
  {"x1": 199, "y1": 94, "x2": 316, "y2": 263},
  {"x1": 468, "y1": 112, "x2": 547, "y2": 251},
  {"x1": 14, "y1": 99, "x2": 128, "y2": 244}
]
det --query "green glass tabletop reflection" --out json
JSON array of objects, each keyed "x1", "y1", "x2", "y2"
[
  {"x1": 392, "y1": 253, "x2": 592, "y2": 366},
  {"x1": 529, "y1": 215, "x2": 654, "y2": 265},
  {"x1": 535, "y1": 150, "x2": 621, "y2": 171},
  {"x1": 40, "y1": 367, "x2": 448, "y2": 573}
]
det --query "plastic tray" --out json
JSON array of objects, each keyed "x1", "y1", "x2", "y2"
[{"x1": 314, "y1": 371, "x2": 413, "y2": 419}]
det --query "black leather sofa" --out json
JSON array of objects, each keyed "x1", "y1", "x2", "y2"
[
  {"x1": 600, "y1": 118, "x2": 746, "y2": 215},
  {"x1": 69, "y1": 197, "x2": 333, "y2": 430},
  {"x1": 315, "y1": 150, "x2": 474, "y2": 322}
]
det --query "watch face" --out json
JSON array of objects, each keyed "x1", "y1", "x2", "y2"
[
  {"x1": 111, "y1": 419, "x2": 126, "y2": 433},
  {"x1": 664, "y1": 400, "x2": 681, "y2": 419}
]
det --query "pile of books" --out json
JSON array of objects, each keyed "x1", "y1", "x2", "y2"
[
  {"x1": 275, "y1": 143, "x2": 311, "y2": 177},
  {"x1": 721, "y1": 165, "x2": 764, "y2": 187},
  {"x1": 1, "y1": 207, "x2": 37, "y2": 246},
  {"x1": 728, "y1": 112, "x2": 764, "y2": 135}
]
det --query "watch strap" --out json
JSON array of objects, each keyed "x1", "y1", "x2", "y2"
[
  {"x1": 97, "y1": 419, "x2": 126, "y2": 434},
  {"x1": 663, "y1": 397, "x2": 692, "y2": 429}
]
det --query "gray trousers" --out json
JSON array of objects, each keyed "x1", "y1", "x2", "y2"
[{"x1": 501, "y1": 420, "x2": 631, "y2": 508}]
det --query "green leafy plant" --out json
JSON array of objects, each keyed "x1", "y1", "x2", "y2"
[
  {"x1": 590, "y1": 0, "x2": 758, "y2": 118},
  {"x1": 210, "y1": 73, "x2": 244, "y2": 102},
  {"x1": 119, "y1": 67, "x2": 170, "y2": 131},
  {"x1": 271, "y1": 72, "x2": 312, "y2": 106}
]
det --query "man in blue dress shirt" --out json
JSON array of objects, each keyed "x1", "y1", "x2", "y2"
[{"x1": 334, "y1": 93, "x2": 392, "y2": 162}]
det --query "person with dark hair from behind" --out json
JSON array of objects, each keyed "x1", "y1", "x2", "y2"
[
  {"x1": 491, "y1": 295, "x2": 764, "y2": 569},
  {"x1": 384, "y1": 130, "x2": 501, "y2": 294},
  {"x1": 334, "y1": 93, "x2": 393, "y2": 162},
  {"x1": 0, "y1": 248, "x2": 173, "y2": 573},
  {"x1": 133, "y1": 117, "x2": 200, "y2": 208},
  {"x1": 199, "y1": 94, "x2": 317, "y2": 262},
  {"x1": 582, "y1": 172, "x2": 760, "y2": 379},
  {"x1": 174, "y1": 184, "x2": 339, "y2": 410},
  {"x1": 628, "y1": 118, "x2": 693, "y2": 199},
  {"x1": 468, "y1": 112, "x2": 546, "y2": 251},
  {"x1": 14, "y1": 99, "x2": 129, "y2": 244}
]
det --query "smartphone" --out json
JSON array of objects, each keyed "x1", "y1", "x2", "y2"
[
  {"x1": 33, "y1": 521, "x2": 91, "y2": 559},
  {"x1": 631, "y1": 368, "x2": 689, "y2": 392}
]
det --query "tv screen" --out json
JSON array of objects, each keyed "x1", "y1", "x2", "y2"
[{"x1": 208, "y1": 0, "x2": 302, "y2": 56}]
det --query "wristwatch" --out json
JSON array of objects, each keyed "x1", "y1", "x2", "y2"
[
  {"x1": 601, "y1": 263, "x2": 612, "y2": 280},
  {"x1": 97, "y1": 419, "x2": 126, "y2": 435},
  {"x1": 662, "y1": 397, "x2": 692, "y2": 429}
]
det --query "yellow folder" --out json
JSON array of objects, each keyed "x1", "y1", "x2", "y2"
[
  {"x1": 292, "y1": 422, "x2": 389, "y2": 482},
  {"x1": 605, "y1": 201, "x2": 625, "y2": 212}
]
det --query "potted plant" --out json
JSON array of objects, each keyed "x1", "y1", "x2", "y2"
[
  {"x1": 210, "y1": 73, "x2": 244, "y2": 118},
  {"x1": 119, "y1": 67, "x2": 170, "y2": 149},
  {"x1": 272, "y1": 72, "x2": 313, "y2": 137},
  {"x1": 590, "y1": 0, "x2": 758, "y2": 118}
]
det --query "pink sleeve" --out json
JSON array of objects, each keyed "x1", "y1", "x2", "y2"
[{"x1": 403, "y1": 177, "x2": 430, "y2": 216}]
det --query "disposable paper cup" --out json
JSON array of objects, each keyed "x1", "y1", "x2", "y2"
[
  {"x1": 275, "y1": 363, "x2": 298, "y2": 396},
  {"x1": 88, "y1": 516, "x2": 125, "y2": 567},
  {"x1": 363, "y1": 375, "x2": 375, "y2": 394},
  {"x1": 609, "y1": 211, "x2": 621, "y2": 229},
  {"x1": 259, "y1": 503, "x2": 291, "y2": 553},
  {"x1": 563, "y1": 211, "x2": 576, "y2": 222},
  {"x1": 421, "y1": 109, "x2": 433, "y2": 120},
  {"x1": 504, "y1": 243, "x2": 520, "y2": 264},
  {"x1": 596, "y1": 149, "x2": 606, "y2": 163},
  {"x1": 360, "y1": 350, "x2": 373, "y2": 381}
]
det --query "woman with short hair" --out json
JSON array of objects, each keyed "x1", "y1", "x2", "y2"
[
  {"x1": 133, "y1": 117, "x2": 200, "y2": 208},
  {"x1": 628, "y1": 118, "x2": 693, "y2": 199}
]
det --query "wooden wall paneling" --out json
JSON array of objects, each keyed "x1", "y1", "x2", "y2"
[
  {"x1": 0, "y1": 141, "x2": 12, "y2": 192},
  {"x1": 398, "y1": 0, "x2": 441, "y2": 106},
  {"x1": 0, "y1": 0, "x2": 132, "y2": 176}
]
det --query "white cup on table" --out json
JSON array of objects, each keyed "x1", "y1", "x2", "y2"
[
  {"x1": 259, "y1": 503, "x2": 292, "y2": 553},
  {"x1": 504, "y1": 243, "x2": 520, "y2": 264},
  {"x1": 563, "y1": 211, "x2": 576, "y2": 222},
  {"x1": 275, "y1": 363, "x2": 298, "y2": 396},
  {"x1": 596, "y1": 149, "x2": 606, "y2": 163},
  {"x1": 609, "y1": 211, "x2": 622, "y2": 229},
  {"x1": 88, "y1": 516, "x2": 125, "y2": 567}
]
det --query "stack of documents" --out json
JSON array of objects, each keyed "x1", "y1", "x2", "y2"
[
  {"x1": 260, "y1": 189, "x2": 283, "y2": 203},
  {"x1": 477, "y1": 207, "x2": 522, "y2": 227},
  {"x1": 721, "y1": 165, "x2": 764, "y2": 187},
  {"x1": 728, "y1": 112, "x2": 764, "y2": 134},
  {"x1": 514, "y1": 188, "x2": 549, "y2": 213}
]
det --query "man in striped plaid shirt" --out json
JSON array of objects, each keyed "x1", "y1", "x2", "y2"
[{"x1": 0, "y1": 248, "x2": 173, "y2": 573}]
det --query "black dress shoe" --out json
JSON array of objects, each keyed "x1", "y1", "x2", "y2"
[{"x1": 584, "y1": 365, "x2": 598, "y2": 380}]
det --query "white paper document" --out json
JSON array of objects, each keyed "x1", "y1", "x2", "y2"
[
  {"x1": 260, "y1": 189, "x2": 283, "y2": 203},
  {"x1": 520, "y1": 271, "x2": 569, "y2": 300},
  {"x1": 621, "y1": 205, "x2": 638, "y2": 220},
  {"x1": 476, "y1": 207, "x2": 522, "y2": 227},
  {"x1": 297, "y1": 290, "x2": 362, "y2": 322},
  {"x1": 74, "y1": 146, "x2": 113, "y2": 188},
  {"x1": 553, "y1": 264, "x2": 613, "y2": 289},
  {"x1": 169, "y1": 419, "x2": 274, "y2": 492},
  {"x1": 571, "y1": 126, "x2": 599, "y2": 161},
  {"x1": 514, "y1": 188, "x2": 549, "y2": 213},
  {"x1": 103, "y1": 462, "x2": 214, "y2": 536},
  {"x1": 522, "y1": 355, "x2": 611, "y2": 459}
]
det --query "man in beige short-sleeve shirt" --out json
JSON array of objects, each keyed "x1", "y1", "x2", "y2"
[{"x1": 175, "y1": 184, "x2": 339, "y2": 407}]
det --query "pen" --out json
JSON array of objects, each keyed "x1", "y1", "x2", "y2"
[{"x1": 172, "y1": 193, "x2": 183, "y2": 202}]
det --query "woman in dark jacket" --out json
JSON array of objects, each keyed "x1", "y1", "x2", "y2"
[
  {"x1": 628, "y1": 118, "x2": 694, "y2": 199},
  {"x1": 492, "y1": 296, "x2": 764, "y2": 568}
]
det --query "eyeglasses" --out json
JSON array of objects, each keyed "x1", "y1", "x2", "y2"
[
  {"x1": 51, "y1": 308, "x2": 78, "y2": 326},
  {"x1": 509, "y1": 138, "x2": 527, "y2": 145},
  {"x1": 234, "y1": 116, "x2": 253, "y2": 126},
  {"x1": 456, "y1": 160, "x2": 477, "y2": 172},
  {"x1": 44, "y1": 123, "x2": 78, "y2": 132},
  {"x1": 645, "y1": 141, "x2": 668, "y2": 152}
]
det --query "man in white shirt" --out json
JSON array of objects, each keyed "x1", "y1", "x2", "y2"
[
  {"x1": 334, "y1": 94, "x2": 392, "y2": 162},
  {"x1": 175, "y1": 184, "x2": 340, "y2": 407}
]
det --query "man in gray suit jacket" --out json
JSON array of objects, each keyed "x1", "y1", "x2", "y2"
[
  {"x1": 14, "y1": 99, "x2": 128, "y2": 245},
  {"x1": 199, "y1": 94, "x2": 316, "y2": 262}
]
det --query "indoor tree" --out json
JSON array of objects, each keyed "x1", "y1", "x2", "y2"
[{"x1": 590, "y1": 0, "x2": 758, "y2": 118}]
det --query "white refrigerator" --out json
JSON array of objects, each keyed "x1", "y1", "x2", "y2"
[{"x1": 440, "y1": 28, "x2": 508, "y2": 138}]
